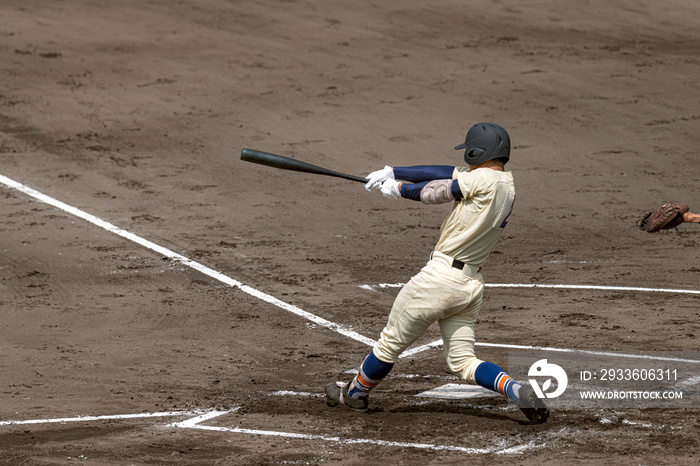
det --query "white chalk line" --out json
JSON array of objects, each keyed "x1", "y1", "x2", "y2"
[
  {"x1": 1, "y1": 407, "x2": 540, "y2": 454},
  {"x1": 403, "y1": 340, "x2": 700, "y2": 364},
  {"x1": 270, "y1": 390, "x2": 324, "y2": 397},
  {"x1": 343, "y1": 368, "x2": 460, "y2": 380},
  {"x1": 0, "y1": 410, "x2": 199, "y2": 427},
  {"x1": 676, "y1": 375, "x2": 700, "y2": 388},
  {"x1": 171, "y1": 408, "x2": 240, "y2": 428},
  {"x1": 362, "y1": 282, "x2": 700, "y2": 295},
  {"x1": 366, "y1": 282, "x2": 700, "y2": 363},
  {"x1": 490, "y1": 283, "x2": 700, "y2": 294},
  {"x1": 172, "y1": 409, "x2": 540, "y2": 455},
  {"x1": 0, "y1": 174, "x2": 374, "y2": 347}
]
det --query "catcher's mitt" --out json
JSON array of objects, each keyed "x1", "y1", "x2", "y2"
[{"x1": 637, "y1": 202, "x2": 689, "y2": 233}]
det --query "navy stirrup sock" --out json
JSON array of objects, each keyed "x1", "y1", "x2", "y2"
[
  {"x1": 347, "y1": 351, "x2": 394, "y2": 399},
  {"x1": 474, "y1": 361, "x2": 522, "y2": 402}
]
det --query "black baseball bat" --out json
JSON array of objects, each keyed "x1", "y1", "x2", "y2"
[{"x1": 241, "y1": 148, "x2": 368, "y2": 183}]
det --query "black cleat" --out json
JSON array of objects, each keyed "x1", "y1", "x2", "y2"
[
  {"x1": 325, "y1": 382, "x2": 368, "y2": 412},
  {"x1": 517, "y1": 385, "x2": 550, "y2": 424}
]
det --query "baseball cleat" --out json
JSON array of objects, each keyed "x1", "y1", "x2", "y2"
[
  {"x1": 517, "y1": 385, "x2": 550, "y2": 424},
  {"x1": 325, "y1": 382, "x2": 368, "y2": 412}
]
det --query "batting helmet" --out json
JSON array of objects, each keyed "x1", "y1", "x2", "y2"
[{"x1": 454, "y1": 122, "x2": 510, "y2": 166}]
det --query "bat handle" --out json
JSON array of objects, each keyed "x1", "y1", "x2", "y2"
[{"x1": 346, "y1": 174, "x2": 370, "y2": 183}]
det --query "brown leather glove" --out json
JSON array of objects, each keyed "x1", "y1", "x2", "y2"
[{"x1": 637, "y1": 202, "x2": 689, "y2": 232}]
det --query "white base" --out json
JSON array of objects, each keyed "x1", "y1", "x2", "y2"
[{"x1": 416, "y1": 383, "x2": 501, "y2": 400}]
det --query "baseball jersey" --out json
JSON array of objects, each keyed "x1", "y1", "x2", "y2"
[{"x1": 433, "y1": 167, "x2": 515, "y2": 268}]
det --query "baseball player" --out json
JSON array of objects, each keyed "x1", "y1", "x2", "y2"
[{"x1": 325, "y1": 122, "x2": 549, "y2": 424}]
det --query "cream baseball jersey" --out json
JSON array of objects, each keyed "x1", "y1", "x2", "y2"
[{"x1": 433, "y1": 167, "x2": 515, "y2": 268}]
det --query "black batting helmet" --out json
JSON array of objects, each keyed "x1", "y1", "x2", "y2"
[{"x1": 454, "y1": 122, "x2": 510, "y2": 166}]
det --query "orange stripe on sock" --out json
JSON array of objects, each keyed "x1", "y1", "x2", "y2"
[
  {"x1": 358, "y1": 373, "x2": 376, "y2": 388},
  {"x1": 497, "y1": 375, "x2": 511, "y2": 395}
]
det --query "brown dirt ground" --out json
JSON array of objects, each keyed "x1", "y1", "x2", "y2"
[{"x1": 1, "y1": 0, "x2": 699, "y2": 464}]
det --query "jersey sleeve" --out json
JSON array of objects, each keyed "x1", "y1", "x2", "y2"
[{"x1": 454, "y1": 167, "x2": 481, "y2": 200}]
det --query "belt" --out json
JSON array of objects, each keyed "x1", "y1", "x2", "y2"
[
  {"x1": 451, "y1": 259, "x2": 468, "y2": 270},
  {"x1": 430, "y1": 251, "x2": 481, "y2": 278}
]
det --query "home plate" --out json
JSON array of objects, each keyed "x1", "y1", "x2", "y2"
[{"x1": 416, "y1": 383, "x2": 501, "y2": 400}]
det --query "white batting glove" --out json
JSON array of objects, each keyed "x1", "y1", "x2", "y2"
[
  {"x1": 364, "y1": 166, "x2": 395, "y2": 192},
  {"x1": 379, "y1": 179, "x2": 402, "y2": 199}
]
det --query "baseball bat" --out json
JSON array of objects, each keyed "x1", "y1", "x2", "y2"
[{"x1": 241, "y1": 148, "x2": 368, "y2": 183}]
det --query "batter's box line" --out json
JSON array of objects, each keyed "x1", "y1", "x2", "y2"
[
  {"x1": 402, "y1": 339, "x2": 700, "y2": 364},
  {"x1": 360, "y1": 282, "x2": 700, "y2": 295},
  {"x1": 0, "y1": 406, "x2": 542, "y2": 454},
  {"x1": 173, "y1": 409, "x2": 543, "y2": 455},
  {"x1": 362, "y1": 282, "x2": 700, "y2": 362}
]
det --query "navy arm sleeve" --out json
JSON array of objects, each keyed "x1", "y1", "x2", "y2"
[
  {"x1": 392, "y1": 165, "x2": 455, "y2": 183},
  {"x1": 400, "y1": 179, "x2": 463, "y2": 201}
]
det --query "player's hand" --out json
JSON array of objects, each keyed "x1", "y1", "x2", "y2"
[
  {"x1": 364, "y1": 166, "x2": 395, "y2": 191},
  {"x1": 379, "y1": 179, "x2": 402, "y2": 199}
]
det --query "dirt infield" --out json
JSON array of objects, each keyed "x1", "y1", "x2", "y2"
[{"x1": 1, "y1": 0, "x2": 699, "y2": 464}]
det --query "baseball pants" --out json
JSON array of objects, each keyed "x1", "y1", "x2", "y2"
[{"x1": 373, "y1": 251, "x2": 485, "y2": 384}]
